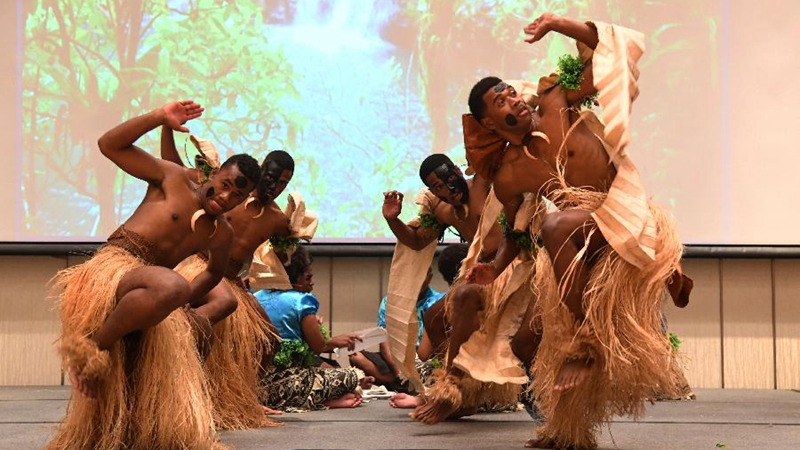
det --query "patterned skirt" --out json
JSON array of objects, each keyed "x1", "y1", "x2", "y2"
[{"x1": 260, "y1": 364, "x2": 363, "y2": 411}]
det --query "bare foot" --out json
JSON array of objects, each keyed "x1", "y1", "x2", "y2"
[
  {"x1": 389, "y1": 393, "x2": 423, "y2": 409},
  {"x1": 324, "y1": 392, "x2": 363, "y2": 408},
  {"x1": 262, "y1": 405, "x2": 283, "y2": 415},
  {"x1": 68, "y1": 366, "x2": 98, "y2": 399},
  {"x1": 554, "y1": 358, "x2": 593, "y2": 392},
  {"x1": 409, "y1": 397, "x2": 459, "y2": 424},
  {"x1": 359, "y1": 376, "x2": 375, "y2": 389}
]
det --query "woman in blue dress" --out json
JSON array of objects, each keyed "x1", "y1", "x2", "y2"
[{"x1": 254, "y1": 246, "x2": 373, "y2": 410}]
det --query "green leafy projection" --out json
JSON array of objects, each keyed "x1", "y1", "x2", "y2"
[
  {"x1": 669, "y1": 331, "x2": 682, "y2": 352},
  {"x1": 556, "y1": 53, "x2": 585, "y2": 90}
]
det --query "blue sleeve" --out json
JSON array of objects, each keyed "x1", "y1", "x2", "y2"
[
  {"x1": 377, "y1": 297, "x2": 387, "y2": 328},
  {"x1": 420, "y1": 291, "x2": 445, "y2": 317},
  {"x1": 296, "y1": 293, "x2": 320, "y2": 320}
]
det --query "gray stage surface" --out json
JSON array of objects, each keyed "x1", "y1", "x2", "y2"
[{"x1": 1, "y1": 387, "x2": 798, "y2": 450}]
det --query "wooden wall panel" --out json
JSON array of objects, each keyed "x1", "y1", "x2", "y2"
[
  {"x1": 0, "y1": 256, "x2": 65, "y2": 385},
  {"x1": 330, "y1": 257, "x2": 382, "y2": 336},
  {"x1": 312, "y1": 256, "x2": 333, "y2": 325},
  {"x1": 664, "y1": 259, "x2": 722, "y2": 388},
  {"x1": 379, "y1": 256, "x2": 391, "y2": 299},
  {"x1": 721, "y1": 259, "x2": 774, "y2": 389},
  {"x1": 1, "y1": 254, "x2": 799, "y2": 388},
  {"x1": 774, "y1": 259, "x2": 800, "y2": 390}
]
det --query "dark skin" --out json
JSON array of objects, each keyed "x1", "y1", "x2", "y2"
[
  {"x1": 72, "y1": 101, "x2": 256, "y2": 398},
  {"x1": 161, "y1": 128, "x2": 293, "y2": 325},
  {"x1": 465, "y1": 14, "x2": 610, "y2": 403},
  {"x1": 382, "y1": 168, "x2": 500, "y2": 260}
]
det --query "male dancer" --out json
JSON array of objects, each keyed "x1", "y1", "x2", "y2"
[
  {"x1": 50, "y1": 100, "x2": 260, "y2": 450},
  {"x1": 161, "y1": 130, "x2": 296, "y2": 428},
  {"x1": 384, "y1": 154, "x2": 537, "y2": 421},
  {"x1": 462, "y1": 13, "x2": 691, "y2": 449}
]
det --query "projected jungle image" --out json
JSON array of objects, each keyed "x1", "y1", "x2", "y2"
[{"x1": 21, "y1": 0, "x2": 721, "y2": 242}]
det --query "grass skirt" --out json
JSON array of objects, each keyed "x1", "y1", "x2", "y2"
[
  {"x1": 531, "y1": 191, "x2": 684, "y2": 449},
  {"x1": 47, "y1": 245, "x2": 222, "y2": 450},
  {"x1": 176, "y1": 255, "x2": 281, "y2": 430}
]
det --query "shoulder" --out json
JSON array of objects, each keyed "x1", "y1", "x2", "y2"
[{"x1": 297, "y1": 292, "x2": 320, "y2": 307}]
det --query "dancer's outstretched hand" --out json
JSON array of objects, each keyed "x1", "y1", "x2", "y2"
[
  {"x1": 163, "y1": 100, "x2": 205, "y2": 132},
  {"x1": 382, "y1": 190, "x2": 404, "y2": 220},
  {"x1": 523, "y1": 12, "x2": 558, "y2": 44},
  {"x1": 466, "y1": 263, "x2": 497, "y2": 285}
]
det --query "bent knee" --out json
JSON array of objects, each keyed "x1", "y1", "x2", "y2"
[
  {"x1": 156, "y1": 272, "x2": 192, "y2": 309},
  {"x1": 452, "y1": 285, "x2": 483, "y2": 312},
  {"x1": 540, "y1": 212, "x2": 570, "y2": 243}
]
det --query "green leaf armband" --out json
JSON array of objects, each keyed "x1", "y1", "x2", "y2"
[
  {"x1": 269, "y1": 235, "x2": 300, "y2": 254},
  {"x1": 557, "y1": 54, "x2": 598, "y2": 110},
  {"x1": 556, "y1": 54, "x2": 585, "y2": 90},
  {"x1": 418, "y1": 212, "x2": 441, "y2": 231},
  {"x1": 498, "y1": 212, "x2": 535, "y2": 252}
]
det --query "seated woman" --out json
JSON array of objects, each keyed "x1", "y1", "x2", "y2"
[{"x1": 253, "y1": 245, "x2": 373, "y2": 411}]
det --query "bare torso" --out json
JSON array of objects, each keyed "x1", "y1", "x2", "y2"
[
  {"x1": 123, "y1": 163, "x2": 231, "y2": 267},
  {"x1": 495, "y1": 87, "x2": 616, "y2": 205},
  {"x1": 432, "y1": 177, "x2": 502, "y2": 257},
  {"x1": 224, "y1": 198, "x2": 291, "y2": 264}
]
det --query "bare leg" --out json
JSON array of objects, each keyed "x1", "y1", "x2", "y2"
[
  {"x1": 70, "y1": 267, "x2": 191, "y2": 398},
  {"x1": 541, "y1": 210, "x2": 608, "y2": 393},
  {"x1": 422, "y1": 298, "x2": 448, "y2": 359},
  {"x1": 193, "y1": 281, "x2": 238, "y2": 326},
  {"x1": 348, "y1": 352, "x2": 396, "y2": 385},
  {"x1": 410, "y1": 284, "x2": 483, "y2": 424},
  {"x1": 444, "y1": 284, "x2": 483, "y2": 369},
  {"x1": 511, "y1": 297, "x2": 541, "y2": 369}
]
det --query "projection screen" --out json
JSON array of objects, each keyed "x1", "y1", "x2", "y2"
[{"x1": 2, "y1": 0, "x2": 798, "y2": 244}]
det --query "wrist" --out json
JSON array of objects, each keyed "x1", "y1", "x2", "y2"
[
  {"x1": 549, "y1": 15, "x2": 566, "y2": 34},
  {"x1": 153, "y1": 108, "x2": 168, "y2": 125}
]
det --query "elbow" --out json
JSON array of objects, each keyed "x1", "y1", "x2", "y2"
[
  {"x1": 310, "y1": 341, "x2": 326, "y2": 355},
  {"x1": 97, "y1": 135, "x2": 112, "y2": 157}
]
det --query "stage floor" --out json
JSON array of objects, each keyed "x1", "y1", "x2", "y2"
[{"x1": 1, "y1": 387, "x2": 798, "y2": 450}]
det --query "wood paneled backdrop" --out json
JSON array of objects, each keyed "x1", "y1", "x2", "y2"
[{"x1": 1, "y1": 255, "x2": 798, "y2": 389}]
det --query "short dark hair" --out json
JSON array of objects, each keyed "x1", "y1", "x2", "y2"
[
  {"x1": 419, "y1": 153, "x2": 454, "y2": 184},
  {"x1": 286, "y1": 245, "x2": 312, "y2": 285},
  {"x1": 437, "y1": 243, "x2": 469, "y2": 286},
  {"x1": 263, "y1": 150, "x2": 295, "y2": 173},
  {"x1": 468, "y1": 76, "x2": 503, "y2": 121},
  {"x1": 220, "y1": 154, "x2": 261, "y2": 188}
]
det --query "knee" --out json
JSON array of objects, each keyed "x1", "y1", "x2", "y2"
[
  {"x1": 157, "y1": 272, "x2": 191, "y2": 310},
  {"x1": 453, "y1": 285, "x2": 482, "y2": 313},
  {"x1": 218, "y1": 294, "x2": 239, "y2": 317},
  {"x1": 541, "y1": 213, "x2": 569, "y2": 246}
]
